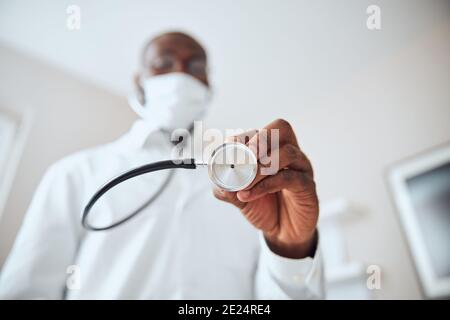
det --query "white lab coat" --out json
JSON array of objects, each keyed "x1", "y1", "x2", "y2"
[{"x1": 0, "y1": 120, "x2": 324, "y2": 299}]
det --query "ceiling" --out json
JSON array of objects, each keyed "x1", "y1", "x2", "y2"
[{"x1": 0, "y1": 0, "x2": 448, "y2": 106}]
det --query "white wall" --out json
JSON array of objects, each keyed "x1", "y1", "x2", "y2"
[
  {"x1": 0, "y1": 44, "x2": 136, "y2": 266},
  {"x1": 0, "y1": 0, "x2": 449, "y2": 298}
]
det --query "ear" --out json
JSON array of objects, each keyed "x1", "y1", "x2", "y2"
[{"x1": 133, "y1": 73, "x2": 145, "y2": 105}]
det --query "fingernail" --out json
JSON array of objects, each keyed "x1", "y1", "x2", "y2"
[{"x1": 238, "y1": 190, "x2": 250, "y2": 201}]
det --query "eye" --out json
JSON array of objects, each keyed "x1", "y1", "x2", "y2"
[
  {"x1": 151, "y1": 55, "x2": 176, "y2": 72},
  {"x1": 188, "y1": 58, "x2": 207, "y2": 77}
]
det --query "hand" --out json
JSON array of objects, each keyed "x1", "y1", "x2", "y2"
[{"x1": 213, "y1": 119, "x2": 319, "y2": 259}]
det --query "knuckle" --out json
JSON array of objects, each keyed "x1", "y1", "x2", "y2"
[
  {"x1": 224, "y1": 135, "x2": 238, "y2": 143},
  {"x1": 281, "y1": 169, "x2": 294, "y2": 182},
  {"x1": 239, "y1": 132, "x2": 253, "y2": 145},
  {"x1": 298, "y1": 172, "x2": 314, "y2": 188},
  {"x1": 275, "y1": 118, "x2": 292, "y2": 130},
  {"x1": 284, "y1": 143, "x2": 299, "y2": 160},
  {"x1": 257, "y1": 178, "x2": 270, "y2": 191}
]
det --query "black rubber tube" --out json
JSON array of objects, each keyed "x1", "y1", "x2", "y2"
[{"x1": 82, "y1": 159, "x2": 196, "y2": 231}]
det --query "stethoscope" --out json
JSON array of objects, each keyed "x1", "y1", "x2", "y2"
[{"x1": 81, "y1": 142, "x2": 258, "y2": 231}]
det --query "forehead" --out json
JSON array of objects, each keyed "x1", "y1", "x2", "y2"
[{"x1": 142, "y1": 34, "x2": 206, "y2": 65}]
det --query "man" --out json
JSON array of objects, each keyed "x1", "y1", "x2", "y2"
[{"x1": 0, "y1": 32, "x2": 324, "y2": 299}]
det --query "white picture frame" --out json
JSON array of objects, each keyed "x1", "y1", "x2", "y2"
[
  {"x1": 388, "y1": 143, "x2": 450, "y2": 299},
  {"x1": 0, "y1": 106, "x2": 34, "y2": 222}
]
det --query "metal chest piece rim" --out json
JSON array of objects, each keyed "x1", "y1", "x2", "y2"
[{"x1": 208, "y1": 142, "x2": 258, "y2": 192}]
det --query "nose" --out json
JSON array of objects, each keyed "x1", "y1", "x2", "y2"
[{"x1": 172, "y1": 60, "x2": 189, "y2": 74}]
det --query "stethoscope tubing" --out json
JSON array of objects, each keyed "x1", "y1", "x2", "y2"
[{"x1": 81, "y1": 159, "x2": 196, "y2": 231}]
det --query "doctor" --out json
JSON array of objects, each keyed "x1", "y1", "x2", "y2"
[{"x1": 0, "y1": 32, "x2": 324, "y2": 299}]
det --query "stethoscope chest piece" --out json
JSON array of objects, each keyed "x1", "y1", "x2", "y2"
[
  {"x1": 82, "y1": 141, "x2": 258, "y2": 231},
  {"x1": 208, "y1": 142, "x2": 258, "y2": 191}
]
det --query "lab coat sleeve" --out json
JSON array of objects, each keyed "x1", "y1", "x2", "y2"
[
  {"x1": 0, "y1": 161, "x2": 84, "y2": 299},
  {"x1": 254, "y1": 231, "x2": 325, "y2": 299}
]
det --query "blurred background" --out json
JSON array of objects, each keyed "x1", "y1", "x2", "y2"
[{"x1": 0, "y1": 0, "x2": 449, "y2": 299}]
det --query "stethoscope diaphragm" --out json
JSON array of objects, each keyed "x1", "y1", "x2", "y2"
[{"x1": 208, "y1": 142, "x2": 258, "y2": 191}]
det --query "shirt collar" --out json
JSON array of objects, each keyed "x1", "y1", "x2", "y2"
[
  {"x1": 115, "y1": 119, "x2": 171, "y2": 151},
  {"x1": 113, "y1": 119, "x2": 196, "y2": 164}
]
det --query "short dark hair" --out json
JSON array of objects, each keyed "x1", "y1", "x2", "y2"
[{"x1": 141, "y1": 31, "x2": 207, "y2": 66}]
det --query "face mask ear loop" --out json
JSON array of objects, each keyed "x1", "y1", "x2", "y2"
[
  {"x1": 130, "y1": 74, "x2": 147, "y2": 109},
  {"x1": 138, "y1": 74, "x2": 147, "y2": 106}
]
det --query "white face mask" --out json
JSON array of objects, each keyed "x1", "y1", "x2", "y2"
[{"x1": 129, "y1": 72, "x2": 211, "y2": 131}]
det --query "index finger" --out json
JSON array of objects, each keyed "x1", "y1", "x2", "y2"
[
  {"x1": 247, "y1": 118, "x2": 299, "y2": 160},
  {"x1": 224, "y1": 129, "x2": 259, "y2": 145}
]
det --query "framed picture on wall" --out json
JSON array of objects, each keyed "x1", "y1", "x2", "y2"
[
  {"x1": 0, "y1": 107, "x2": 33, "y2": 221},
  {"x1": 388, "y1": 143, "x2": 450, "y2": 299}
]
